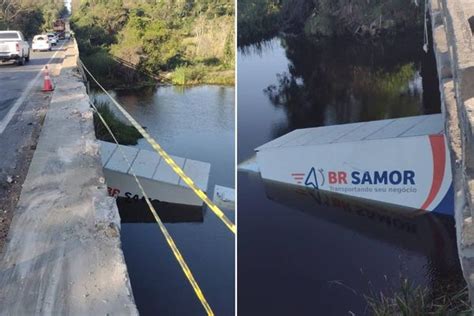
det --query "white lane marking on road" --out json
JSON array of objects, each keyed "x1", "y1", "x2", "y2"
[{"x1": 0, "y1": 43, "x2": 65, "y2": 135}]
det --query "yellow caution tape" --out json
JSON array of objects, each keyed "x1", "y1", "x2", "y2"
[
  {"x1": 81, "y1": 61, "x2": 236, "y2": 234},
  {"x1": 91, "y1": 100, "x2": 214, "y2": 316}
]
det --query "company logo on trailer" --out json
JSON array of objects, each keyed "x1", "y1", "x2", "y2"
[
  {"x1": 290, "y1": 168, "x2": 325, "y2": 189},
  {"x1": 285, "y1": 135, "x2": 450, "y2": 213},
  {"x1": 292, "y1": 169, "x2": 417, "y2": 188},
  {"x1": 307, "y1": 168, "x2": 326, "y2": 189},
  {"x1": 326, "y1": 170, "x2": 416, "y2": 185},
  {"x1": 290, "y1": 173, "x2": 306, "y2": 184}
]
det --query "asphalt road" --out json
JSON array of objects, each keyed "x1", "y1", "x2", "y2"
[
  {"x1": 0, "y1": 42, "x2": 65, "y2": 130},
  {"x1": 0, "y1": 40, "x2": 67, "y2": 253}
]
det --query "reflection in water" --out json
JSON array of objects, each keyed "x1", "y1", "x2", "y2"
[
  {"x1": 263, "y1": 179, "x2": 456, "y2": 265},
  {"x1": 117, "y1": 198, "x2": 204, "y2": 223},
  {"x1": 238, "y1": 171, "x2": 462, "y2": 315},
  {"x1": 262, "y1": 178, "x2": 464, "y2": 310},
  {"x1": 263, "y1": 181, "x2": 464, "y2": 310},
  {"x1": 238, "y1": 31, "x2": 458, "y2": 315},
  {"x1": 253, "y1": 34, "x2": 441, "y2": 138}
]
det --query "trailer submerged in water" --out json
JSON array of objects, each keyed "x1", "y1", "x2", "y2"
[
  {"x1": 99, "y1": 140, "x2": 211, "y2": 206},
  {"x1": 250, "y1": 114, "x2": 453, "y2": 216}
]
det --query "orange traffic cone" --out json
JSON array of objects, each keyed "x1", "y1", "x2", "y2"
[{"x1": 42, "y1": 66, "x2": 54, "y2": 92}]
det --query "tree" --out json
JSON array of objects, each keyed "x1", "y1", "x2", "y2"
[
  {"x1": 0, "y1": 0, "x2": 66, "y2": 34},
  {"x1": 0, "y1": 0, "x2": 29, "y2": 28},
  {"x1": 72, "y1": 0, "x2": 235, "y2": 85}
]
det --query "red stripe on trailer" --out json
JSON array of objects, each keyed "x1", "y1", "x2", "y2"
[{"x1": 421, "y1": 135, "x2": 446, "y2": 210}]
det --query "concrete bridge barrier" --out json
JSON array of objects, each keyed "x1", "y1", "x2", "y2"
[
  {"x1": 0, "y1": 40, "x2": 138, "y2": 314},
  {"x1": 430, "y1": 0, "x2": 474, "y2": 304}
]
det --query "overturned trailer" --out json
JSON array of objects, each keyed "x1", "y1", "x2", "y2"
[{"x1": 252, "y1": 114, "x2": 453, "y2": 216}]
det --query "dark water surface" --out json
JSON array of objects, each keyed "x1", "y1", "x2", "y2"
[
  {"x1": 238, "y1": 35, "x2": 462, "y2": 315},
  {"x1": 95, "y1": 85, "x2": 235, "y2": 315}
]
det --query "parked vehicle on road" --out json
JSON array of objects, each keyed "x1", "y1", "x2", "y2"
[
  {"x1": 55, "y1": 31, "x2": 65, "y2": 40},
  {"x1": 32, "y1": 35, "x2": 52, "y2": 52},
  {"x1": 46, "y1": 33, "x2": 58, "y2": 46},
  {"x1": 64, "y1": 21, "x2": 70, "y2": 40},
  {"x1": 0, "y1": 31, "x2": 30, "y2": 65}
]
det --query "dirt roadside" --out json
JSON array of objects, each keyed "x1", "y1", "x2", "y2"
[
  {"x1": 0, "y1": 59, "x2": 63, "y2": 254},
  {"x1": 0, "y1": 88, "x2": 53, "y2": 254}
]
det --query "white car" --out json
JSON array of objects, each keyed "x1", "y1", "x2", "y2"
[
  {"x1": 32, "y1": 35, "x2": 51, "y2": 52},
  {"x1": 46, "y1": 33, "x2": 58, "y2": 46},
  {"x1": 0, "y1": 30, "x2": 30, "y2": 65}
]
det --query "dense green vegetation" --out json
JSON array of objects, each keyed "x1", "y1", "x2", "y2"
[
  {"x1": 72, "y1": 0, "x2": 235, "y2": 87},
  {"x1": 92, "y1": 99, "x2": 143, "y2": 145},
  {"x1": 0, "y1": 0, "x2": 68, "y2": 38},
  {"x1": 238, "y1": 0, "x2": 422, "y2": 45}
]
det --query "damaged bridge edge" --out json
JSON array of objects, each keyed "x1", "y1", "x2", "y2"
[
  {"x1": 65, "y1": 39, "x2": 139, "y2": 312},
  {"x1": 430, "y1": 0, "x2": 474, "y2": 306},
  {"x1": 0, "y1": 39, "x2": 138, "y2": 314}
]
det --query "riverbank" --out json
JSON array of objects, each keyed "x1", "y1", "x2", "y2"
[
  {"x1": 170, "y1": 66, "x2": 234, "y2": 86},
  {"x1": 81, "y1": 51, "x2": 234, "y2": 90}
]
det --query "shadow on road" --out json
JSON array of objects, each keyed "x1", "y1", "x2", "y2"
[
  {"x1": 0, "y1": 98, "x2": 17, "y2": 117},
  {"x1": 29, "y1": 57, "x2": 63, "y2": 65},
  {"x1": 0, "y1": 57, "x2": 62, "y2": 68},
  {"x1": 0, "y1": 61, "x2": 20, "y2": 68}
]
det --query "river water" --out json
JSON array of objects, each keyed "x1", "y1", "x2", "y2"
[
  {"x1": 237, "y1": 35, "x2": 463, "y2": 315},
  {"x1": 94, "y1": 85, "x2": 235, "y2": 315}
]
